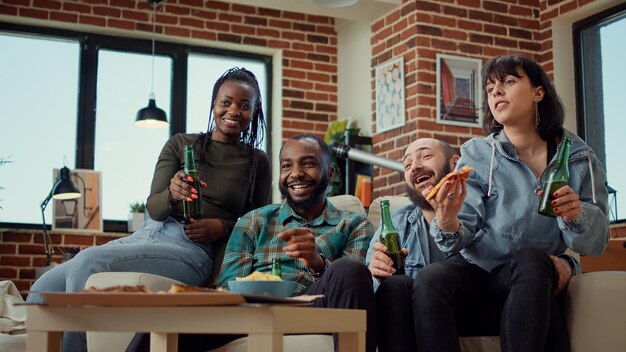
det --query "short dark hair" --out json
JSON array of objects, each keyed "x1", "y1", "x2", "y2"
[
  {"x1": 280, "y1": 134, "x2": 332, "y2": 169},
  {"x1": 438, "y1": 140, "x2": 458, "y2": 161},
  {"x1": 481, "y1": 54, "x2": 564, "y2": 142}
]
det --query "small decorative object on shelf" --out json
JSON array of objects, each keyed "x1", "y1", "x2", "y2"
[{"x1": 128, "y1": 201, "x2": 146, "y2": 232}]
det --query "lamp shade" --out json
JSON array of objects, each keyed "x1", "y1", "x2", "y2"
[
  {"x1": 309, "y1": 0, "x2": 358, "y2": 7},
  {"x1": 52, "y1": 166, "x2": 81, "y2": 200},
  {"x1": 135, "y1": 97, "x2": 168, "y2": 127}
]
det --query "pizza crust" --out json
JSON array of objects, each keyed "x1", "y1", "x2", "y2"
[{"x1": 425, "y1": 165, "x2": 473, "y2": 200}]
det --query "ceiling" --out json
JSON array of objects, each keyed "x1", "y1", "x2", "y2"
[{"x1": 217, "y1": 0, "x2": 401, "y2": 22}]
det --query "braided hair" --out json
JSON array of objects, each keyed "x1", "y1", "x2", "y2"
[{"x1": 196, "y1": 67, "x2": 267, "y2": 207}]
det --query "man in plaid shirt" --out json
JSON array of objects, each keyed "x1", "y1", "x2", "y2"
[
  {"x1": 128, "y1": 134, "x2": 377, "y2": 352},
  {"x1": 220, "y1": 134, "x2": 376, "y2": 352}
]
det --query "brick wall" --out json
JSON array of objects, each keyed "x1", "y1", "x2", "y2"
[
  {"x1": 1, "y1": 229, "x2": 124, "y2": 297},
  {"x1": 369, "y1": 0, "x2": 597, "y2": 198},
  {"x1": 0, "y1": 0, "x2": 338, "y2": 141}
]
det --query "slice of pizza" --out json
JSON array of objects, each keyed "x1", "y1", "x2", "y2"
[
  {"x1": 167, "y1": 283, "x2": 216, "y2": 293},
  {"x1": 84, "y1": 285, "x2": 149, "y2": 293},
  {"x1": 425, "y1": 165, "x2": 473, "y2": 200}
]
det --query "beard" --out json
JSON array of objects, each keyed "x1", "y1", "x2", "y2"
[
  {"x1": 279, "y1": 173, "x2": 330, "y2": 210},
  {"x1": 407, "y1": 162, "x2": 453, "y2": 210}
]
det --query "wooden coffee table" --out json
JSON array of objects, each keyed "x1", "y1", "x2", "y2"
[{"x1": 26, "y1": 304, "x2": 366, "y2": 352}]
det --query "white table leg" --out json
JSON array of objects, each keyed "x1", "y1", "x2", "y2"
[
  {"x1": 337, "y1": 331, "x2": 366, "y2": 352},
  {"x1": 27, "y1": 331, "x2": 61, "y2": 352},
  {"x1": 150, "y1": 332, "x2": 178, "y2": 352},
  {"x1": 247, "y1": 333, "x2": 283, "y2": 352}
]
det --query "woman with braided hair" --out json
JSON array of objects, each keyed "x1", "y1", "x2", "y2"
[{"x1": 27, "y1": 67, "x2": 272, "y2": 352}]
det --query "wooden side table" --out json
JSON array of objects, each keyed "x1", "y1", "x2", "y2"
[{"x1": 26, "y1": 304, "x2": 366, "y2": 352}]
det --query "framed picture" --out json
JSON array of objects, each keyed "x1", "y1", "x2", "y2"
[
  {"x1": 436, "y1": 54, "x2": 483, "y2": 128},
  {"x1": 53, "y1": 168, "x2": 103, "y2": 233},
  {"x1": 375, "y1": 57, "x2": 406, "y2": 133}
]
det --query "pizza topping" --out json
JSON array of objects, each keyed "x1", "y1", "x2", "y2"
[
  {"x1": 425, "y1": 166, "x2": 473, "y2": 200},
  {"x1": 84, "y1": 285, "x2": 149, "y2": 293}
]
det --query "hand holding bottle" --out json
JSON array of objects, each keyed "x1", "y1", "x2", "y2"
[
  {"x1": 183, "y1": 218, "x2": 226, "y2": 243},
  {"x1": 368, "y1": 241, "x2": 408, "y2": 281},
  {"x1": 168, "y1": 170, "x2": 206, "y2": 202},
  {"x1": 537, "y1": 185, "x2": 582, "y2": 221}
]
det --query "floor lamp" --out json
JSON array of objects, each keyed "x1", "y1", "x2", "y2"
[{"x1": 38, "y1": 166, "x2": 81, "y2": 276}]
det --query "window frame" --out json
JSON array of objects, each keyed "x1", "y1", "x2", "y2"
[
  {"x1": 573, "y1": 2, "x2": 626, "y2": 224},
  {"x1": 0, "y1": 22, "x2": 273, "y2": 232}
]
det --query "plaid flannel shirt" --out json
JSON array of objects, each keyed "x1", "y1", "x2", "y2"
[{"x1": 219, "y1": 199, "x2": 374, "y2": 294}]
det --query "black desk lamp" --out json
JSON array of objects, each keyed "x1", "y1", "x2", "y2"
[{"x1": 40, "y1": 166, "x2": 81, "y2": 266}]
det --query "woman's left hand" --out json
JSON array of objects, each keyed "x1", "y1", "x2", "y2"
[
  {"x1": 183, "y1": 218, "x2": 226, "y2": 243},
  {"x1": 550, "y1": 255, "x2": 573, "y2": 295},
  {"x1": 552, "y1": 185, "x2": 582, "y2": 221}
]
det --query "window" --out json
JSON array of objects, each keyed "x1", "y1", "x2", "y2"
[
  {"x1": 0, "y1": 32, "x2": 79, "y2": 225},
  {"x1": 95, "y1": 50, "x2": 171, "y2": 221},
  {"x1": 574, "y1": 2, "x2": 626, "y2": 223},
  {"x1": 0, "y1": 23, "x2": 271, "y2": 230}
]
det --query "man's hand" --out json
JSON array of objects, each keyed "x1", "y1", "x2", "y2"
[
  {"x1": 278, "y1": 228, "x2": 325, "y2": 273},
  {"x1": 183, "y1": 218, "x2": 225, "y2": 243},
  {"x1": 422, "y1": 176, "x2": 466, "y2": 232},
  {"x1": 368, "y1": 242, "x2": 408, "y2": 282},
  {"x1": 550, "y1": 255, "x2": 573, "y2": 295}
]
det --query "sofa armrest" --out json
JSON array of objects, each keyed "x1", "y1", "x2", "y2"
[{"x1": 564, "y1": 271, "x2": 626, "y2": 352}]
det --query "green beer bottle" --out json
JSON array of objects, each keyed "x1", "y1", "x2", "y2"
[
  {"x1": 272, "y1": 257, "x2": 282, "y2": 278},
  {"x1": 379, "y1": 200, "x2": 405, "y2": 275},
  {"x1": 538, "y1": 136, "x2": 572, "y2": 217},
  {"x1": 183, "y1": 144, "x2": 203, "y2": 221}
]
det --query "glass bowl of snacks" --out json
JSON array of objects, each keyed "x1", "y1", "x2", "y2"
[{"x1": 228, "y1": 271, "x2": 296, "y2": 298}]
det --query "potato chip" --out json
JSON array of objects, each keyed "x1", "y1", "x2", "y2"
[{"x1": 235, "y1": 271, "x2": 282, "y2": 281}]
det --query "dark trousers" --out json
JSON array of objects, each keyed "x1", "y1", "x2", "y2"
[
  {"x1": 410, "y1": 247, "x2": 570, "y2": 352},
  {"x1": 375, "y1": 275, "x2": 416, "y2": 352},
  {"x1": 126, "y1": 256, "x2": 377, "y2": 352}
]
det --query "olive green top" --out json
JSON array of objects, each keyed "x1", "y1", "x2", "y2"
[{"x1": 146, "y1": 133, "x2": 271, "y2": 235}]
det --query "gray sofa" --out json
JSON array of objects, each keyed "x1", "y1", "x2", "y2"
[{"x1": 77, "y1": 196, "x2": 626, "y2": 351}]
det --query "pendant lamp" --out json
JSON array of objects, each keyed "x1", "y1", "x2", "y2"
[
  {"x1": 309, "y1": 0, "x2": 358, "y2": 7},
  {"x1": 136, "y1": 0, "x2": 168, "y2": 127}
]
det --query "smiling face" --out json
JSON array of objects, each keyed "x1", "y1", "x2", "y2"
[
  {"x1": 279, "y1": 138, "x2": 333, "y2": 216},
  {"x1": 485, "y1": 67, "x2": 544, "y2": 129},
  {"x1": 403, "y1": 138, "x2": 457, "y2": 209},
  {"x1": 211, "y1": 80, "x2": 257, "y2": 143}
]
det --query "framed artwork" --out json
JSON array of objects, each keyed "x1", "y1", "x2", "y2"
[
  {"x1": 53, "y1": 168, "x2": 103, "y2": 233},
  {"x1": 375, "y1": 57, "x2": 406, "y2": 133},
  {"x1": 436, "y1": 54, "x2": 483, "y2": 128}
]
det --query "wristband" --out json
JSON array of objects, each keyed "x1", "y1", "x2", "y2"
[{"x1": 308, "y1": 254, "x2": 330, "y2": 278}]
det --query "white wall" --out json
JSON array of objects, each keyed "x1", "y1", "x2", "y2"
[{"x1": 336, "y1": 19, "x2": 373, "y2": 135}]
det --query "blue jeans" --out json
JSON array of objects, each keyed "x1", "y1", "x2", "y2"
[
  {"x1": 26, "y1": 217, "x2": 215, "y2": 352},
  {"x1": 411, "y1": 247, "x2": 570, "y2": 352}
]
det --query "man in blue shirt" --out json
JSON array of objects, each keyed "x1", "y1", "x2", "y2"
[{"x1": 366, "y1": 138, "x2": 459, "y2": 352}]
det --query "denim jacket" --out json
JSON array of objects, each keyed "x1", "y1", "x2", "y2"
[
  {"x1": 367, "y1": 204, "x2": 446, "y2": 290},
  {"x1": 431, "y1": 129, "x2": 610, "y2": 273}
]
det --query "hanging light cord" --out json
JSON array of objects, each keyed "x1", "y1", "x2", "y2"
[{"x1": 150, "y1": 1, "x2": 157, "y2": 99}]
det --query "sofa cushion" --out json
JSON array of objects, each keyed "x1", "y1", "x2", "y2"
[{"x1": 368, "y1": 196, "x2": 413, "y2": 227}]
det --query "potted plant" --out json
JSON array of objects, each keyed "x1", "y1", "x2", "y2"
[{"x1": 128, "y1": 201, "x2": 146, "y2": 232}]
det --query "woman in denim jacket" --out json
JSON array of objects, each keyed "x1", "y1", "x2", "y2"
[{"x1": 412, "y1": 55, "x2": 609, "y2": 352}]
